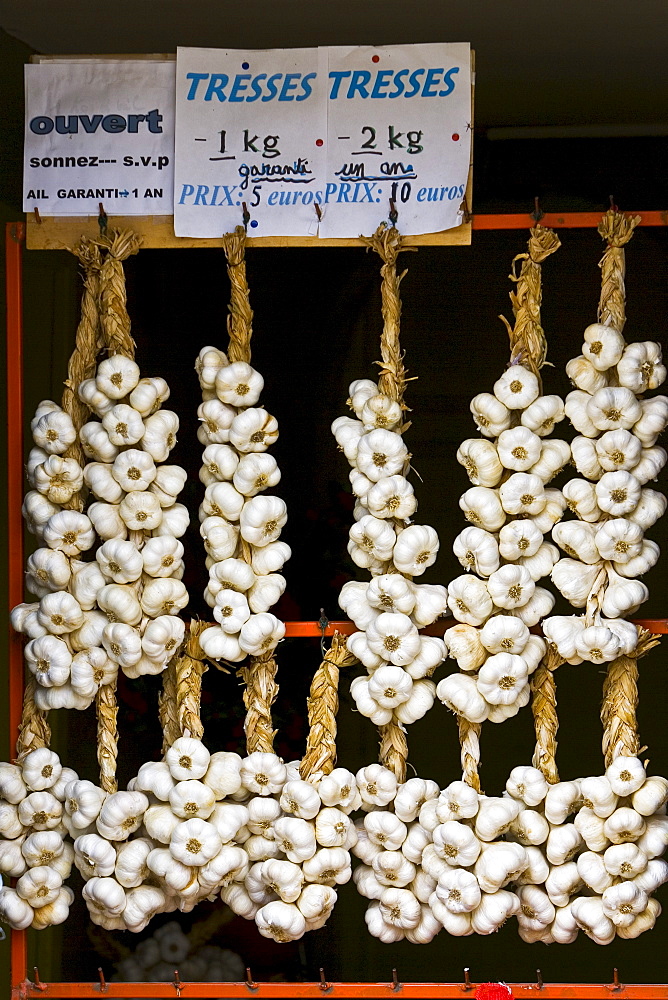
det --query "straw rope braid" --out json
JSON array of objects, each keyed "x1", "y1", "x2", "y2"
[
  {"x1": 601, "y1": 628, "x2": 661, "y2": 768},
  {"x1": 359, "y1": 225, "x2": 416, "y2": 783},
  {"x1": 499, "y1": 225, "x2": 561, "y2": 382},
  {"x1": 16, "y1": 239, "x2": 108, "y2": 760},
  {"x1": 593, "y1": 210, "x2": 662, "y2": 767},
  {"x1": 96, "y1": 230, "x2": 140, "y2": 359},
  {"x1": 94, "y1": 230, "x2": 142, "y2": 793},
  {"x1": 531, "y1": 645, "x2": 563, "y2": 784},
  {"x1": 597, "y1": 208, "x2": 641, "y2": 334},
  {"x1": 300, "y1": 632, "x2": 358, "y2": 780},
  {"x1": 457, "y1": 227, "x2": 561, "y2": 792},
  {"x1": 502, "y1": 224, "x2": 564, "y2": 786},
  {"x1": 174, "y1": 621, "x2": 214, "y2": 741},
  {"x1": 359, "y1": 225, "x2": 415, "y2": 406},
  {"x1": 159, "y1": 657, "x2": 180, "y2": 756},
  {"x1": 15, "y1": 677, "x2": 52, "y2": 762},
  {"x1": 458, "y1": 717, "x2": 482, "y2": 793},
  {"x1": 220, "y1": 226, "x2": 281, "y2": 754},
  {"x1": 238, "y1": 652, "x2": 279, "y2": 753},
  {"x1": 221, "y1": 226, "x2": 254, "y2": 365},
  {"x1": 61, "y1": 239, "x2": 105, "y2": 497}
]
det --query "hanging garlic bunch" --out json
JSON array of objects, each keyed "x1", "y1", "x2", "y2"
[
  {"x1": 12, "y1": 359, "x2": 189, "y2": 710},
  {"x1": 506, "y1": 758, "x2": 667, "y2": 944},
  {"x1": 439, "y1": 301, "x2": 566, "y2": 722},
  {"x1": 194, "y1": 345, "x2": 288, "y2": 664},
  {"x1": 236, "y1": 756, "x2": 361, "y2": 943},
  {"x1": 79, "y1": 355, "x2": 189, "y2": 681},
  {"x1": 0, "y1": 749, "x2": 80, "y2": 930},
  {"x1": 333, "y1": 376, "x2": 447, "y2": 731},
  {"x1": 351, "y1": 766, "x2": 536, "y2": 942},
  {"x1": 84, "y1": 737, "x2": 358, "y2": 938},
  {"x1": 545, "y1": 242, "x2": 666, "y2": 660},
  {"x1": 437, "y1": 618, "x2": 546, "y2": 725}
]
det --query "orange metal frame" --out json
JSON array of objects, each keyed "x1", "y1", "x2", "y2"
[{"x1": 5, "y1": 217, "x2": 668, "y2": 999}]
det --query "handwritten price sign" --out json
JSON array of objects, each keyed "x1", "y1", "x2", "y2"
[
  {"x1": 174, "y1": 43, "x2": 471, "y2": 238},
  {"x1": 321, "y1": 43, "x2": 471, "y2": 237},
  {"x1": 174, "y1": 47, "x2": 327, "y2": 238}
]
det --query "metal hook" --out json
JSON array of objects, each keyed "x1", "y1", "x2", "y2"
[
  {"x1": 531, "y1": 196, "x2": 544, "y2": 224},
  {"x1": 173, "y1": 969, "x2": 184, "y2": 996},
  {"x1": 32, "y1": 967, "x2": 48, "y2": 992},
  {"x1": 33, "y1": 207, "x2": 42, "y2": 225},
  {"x1": 245, "y1": 967, "x2": 258, "y2": 991},
  {"x1": 319, "y1": 967, "x2": 331, "y2": 992},
  {"x1": 609, "y1": 194, "x2": 619, "y2": 213},
  {"x1": 390, "y1": 968, "x2": 401, "y2": 992},
  {"x1": 460, "y1": 968, "x2": 473, "y2": 992},
  {"x1": 98, "y1": 203, "x2": 108, "y2": 235},
  {"x1": 389, "y1": 198, "x2": 399, "y2": 227},
  {"x1": 97, "y1": 967, "x2": 108, "y2": 993},
  {"x1": 242, "y1": 202, "x2": 251, "y2": 230},
  {"x1": 318, "y1": 608, "x2": 329, "y2": 657},
  {"x1": 459, "y1": 196, "x2": 473, "y2": 225},
  {"x1": 606, "y1": 968, "x2": 624, "y2": 992},
  {"x1": 536, "y1": 969, "x2": 544, "y2": 991}
]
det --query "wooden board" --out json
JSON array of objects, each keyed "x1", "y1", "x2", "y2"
[
  {"x1": 26, "y1": 51, "x2": 474, "y2": 250},
  {"x1": 26, "y1": 214, "x2": 472, "y2": 249}
]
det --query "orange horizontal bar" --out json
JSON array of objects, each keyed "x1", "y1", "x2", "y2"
[
  {"x1": 472, "y1": 210, "x2": 668, "y2": 230},
  {"x1": 16, "y1": 980, "x2": 668, "y2": 998},
  {"x1": 282, "y1": 619, "x2": 668, "y2": 637}
]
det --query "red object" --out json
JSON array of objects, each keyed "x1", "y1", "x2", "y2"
[
  {"x1": 472, "y1": 210, "x2": 668, "y2": 230},
  {"x1": 5, "y1": 222, "x2": 27, "y2": 991},
  {"x1": 476, "y1": 985, "x2": 514, "y2": 1000}
]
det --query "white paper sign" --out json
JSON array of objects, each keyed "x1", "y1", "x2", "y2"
[
  {"x1": 23, "y1": 62, "x2": 175, "y2": 216},
  {"x1": 174, "y1": 47, "x2": 328, "y2": 237},
  {"x1": 321, "y1": 43, "x2": 471, "y2": 237}
]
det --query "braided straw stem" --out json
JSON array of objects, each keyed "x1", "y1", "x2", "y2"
[
  {"x1": 500, "y1": 225, "x2": 561, "y2": 379},
  {"x1": 359, "y1": 225, "x2": 415, "y2": 404},
  {"x1": 94, "y1": 229, "x2": 140, "y2": 791},
  {"x1": 97, "y1": 230, "x2": 141, "y2": 358},
  {"x1": 96, "y1": 678, "x2": 119, "y2": 794},
  {"x1": 601, "y1": 628, "x2": 660, "y2": 767},
  {"x1": 377, "y1": 722, "x2": 408, "y2": 784},
  {"x1": 458, "y1": 717, "x2": 482, "y2": 792},
  {"x1": 174, "y1": 621, "x2": 214, "y2": 742},
  {"x1": 61, "y1": 239, "x2": 104, "y2": 497},
  {"x1": 300, "y1": 633, "x2": 357, "y2": 779},
  {"x1": 531, "y1": 645, "x2": 563, "y2": 783},
  {"x1": 361, "y1": 225, "x2": 414, "y2": 782},
  {"x1": 222, "y1": 226, "x2": 253, "y2": 364},
  {"x1": 220, "y1": 228, "x2": 280, "y2": 754},
  {"x1": 159, "y1": 658, "x2": 180, "y2": 756},
  {"x1": 238, "y1": 652, "x2": 279, "y2": 754},
  {"x1": 16, "y1": 677, "x2": 52, "y2": 761},
  {"x1": 597, "y1": 208, "x2": 641, "y2": 334}
]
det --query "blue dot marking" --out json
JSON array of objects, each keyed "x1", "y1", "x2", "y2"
[
  {"x1": 250, "y1": 219, "x2": 259, "y2": 228},
  {"x1": 241, "y1": 61, "x2": 250, "y2": 70}
]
